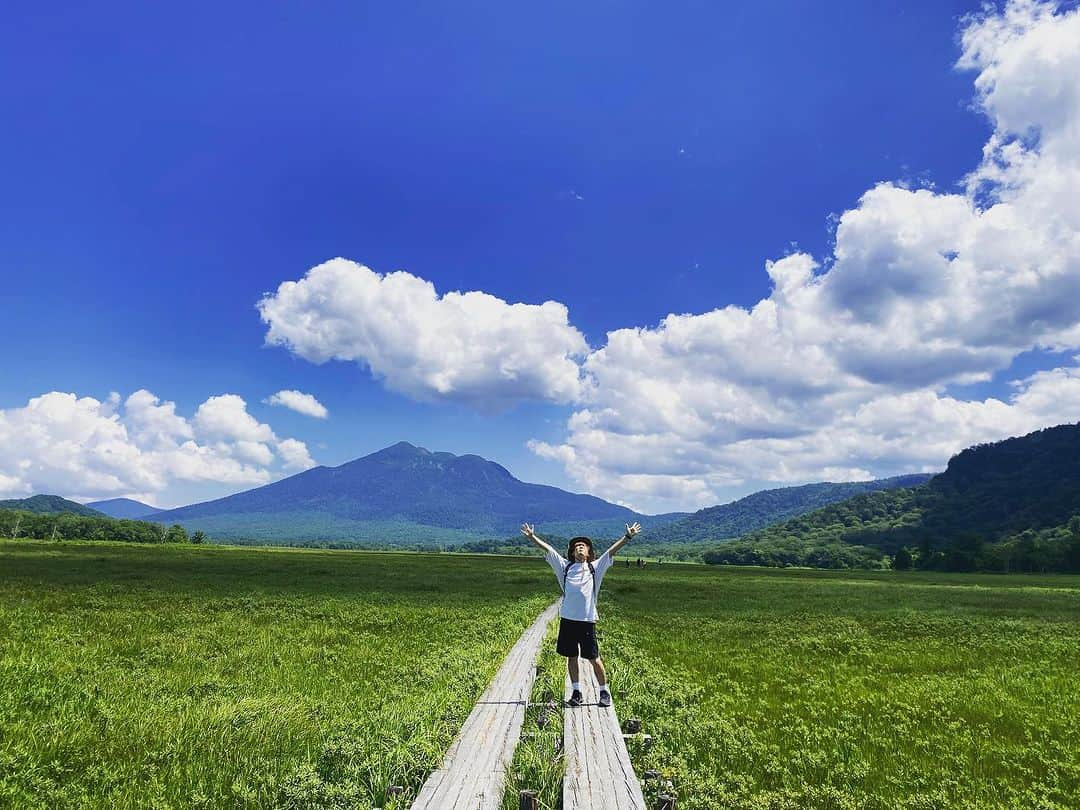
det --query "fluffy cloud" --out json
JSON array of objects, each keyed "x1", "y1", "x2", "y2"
[
  {"x1": 257, "y1": 259, "x2": 589, "y2": 410},
  {"x1": 0, "y1": 390, "x2": 317, "y2": 502},
  {"x1": 529, "y1": 0, "x2": 1080, "y2": 512},
  {"x1": 265, "y1": 390, "x2": 329, "y2": 419},
  {"x1": 193, "y1": 394, "x2": 276, "y2": 443},
  {"x1": 532, "y1": 364, "x2": 1080, "y2": 513},
  {"x1": 276, "y1": 438, "x2": 317, "y2": 471}
]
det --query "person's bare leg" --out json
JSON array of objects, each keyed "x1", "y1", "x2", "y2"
[
  {"x1": 589, "y1": 656, "x2": 608, "y2": 688},
  {"x1": 567, "y1": 655, "x2": 580, "y2": 685}
]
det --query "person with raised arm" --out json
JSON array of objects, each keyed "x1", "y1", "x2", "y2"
[{"x1": 520, "y1": 520, "x2": 641, "y2": 707}]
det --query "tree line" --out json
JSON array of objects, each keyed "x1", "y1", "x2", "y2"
[
  {"x1": 703, "y1": 517, "x2": 1080, "y2": 573},
  {"x1": 0, "y1": 508, "x2": 206, "y2": 545}
]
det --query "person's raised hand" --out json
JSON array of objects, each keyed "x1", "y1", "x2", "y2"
[
  {"x1": 625, "y1": 522, "x2": 641, "y2": 539},
  {"x1": 521, "y1": 522, "x2": 536, "y2": 538}
]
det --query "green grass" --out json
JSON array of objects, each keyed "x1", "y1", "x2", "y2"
[
  {"x1": 0, "y1": 540, "x2": 555, "y2": 809},
  {"x1": 502, "y1": 620, "x2": 564, "y2": 810},
  {"x1": 596, "y1": 565, "x2": 1080, "y2": 809},
  {"x1": 3, "y1": 541, "x2": 1079, "y2": 809}
]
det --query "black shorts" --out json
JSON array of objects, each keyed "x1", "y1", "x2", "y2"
[{"x1": 556, "y1": 617, "x2": 599, "y2": 659}]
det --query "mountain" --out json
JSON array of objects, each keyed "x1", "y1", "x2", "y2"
[
  {"x1": 0, "y1": 494, "x2": 104, "y2": 516},
  {"x1": 151, "y1": 441, "x2": 687, "y2": 544},
  {"x1": 87, "y1": 498, "x2": 162, "y2": 519},
  {"x1": 656, "y1": 474, "x2": 934, "y2": 542},
  {"x1": 706, "y1": 423, "x2": 1080, "y2": 571}
]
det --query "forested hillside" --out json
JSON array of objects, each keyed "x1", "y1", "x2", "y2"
[
  {"x1": 657, "y1": 474, "x2": 932, "y2": 542},
  {"x1": 0, "y1": 495, "x2": 103, "y2": 516},
  {"x1": 705, "y1": 423, "x2": 1080, "y2": 572}
]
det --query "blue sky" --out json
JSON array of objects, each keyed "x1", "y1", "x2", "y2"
[{"x1": 3, "y1": 1, "x2": 1079, "y2": 512}]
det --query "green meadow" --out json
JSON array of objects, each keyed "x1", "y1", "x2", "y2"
[
  {"x1": 0, "y1": 541, "x2": 554, "y2": 809},
  {"x1": 602, "y1": 566, "x2": 1080, "y2": 810},
  {"x1": 3, "y1": 541, "x2": 1079, "y2": 809}
]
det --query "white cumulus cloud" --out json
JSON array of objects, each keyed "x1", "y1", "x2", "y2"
[
  {"x1": 257, "y1": 258, "x2": 590, "y2": 411},
  {"x1": 265, "y1": 390, "x2": 329, "y2": 419},
  {"x1": 193, "y1": 394, "x2": 276, "y2": 443},
  {"x1": 276, "y1": 437, "x2": 318, "y2": 471},
  {"x1": 0, "y1": 390, "x2": 317, "y2": 503}
]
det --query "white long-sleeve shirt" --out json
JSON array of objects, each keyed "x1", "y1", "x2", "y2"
[{"x1": 545, "y1": 547, "x2": 613, "y2": 622}]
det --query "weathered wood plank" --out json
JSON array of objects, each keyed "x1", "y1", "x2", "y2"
[
  {"x1": 562, "y1": 659, "x2": 648, "y2": 810},
  {"x1": 437, "y1": 619, "x2": 540, "y2": 807},
  {"x1": 417, "y1": 625, "x2": 537, "y2": 807},
  {"x1": 423, "y1": 663, "x2": 522, "y2": 806},
  {"x1": 410, "y1": 601, "x2": 559, "y2": 810}
]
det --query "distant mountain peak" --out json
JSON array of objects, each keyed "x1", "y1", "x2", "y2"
[
  {"x1": 148, "y1": 438, "x2": 660, "y2": 541},
  {"x1": 374, "y1": 440, "x2": 429, "y2": 457},
  {"x1": 86, "y1": 497, "x2": 162, "y2": 519}
]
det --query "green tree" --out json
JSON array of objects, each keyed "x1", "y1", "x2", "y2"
[
  {"x1": 191, "y1": 530, "x2": 206, "y2": 545},
  {"x1": 945, "y1": 532, "x2": 984, "y2": 572},
  {"x1": 892, "y1": 547, "x2": 913, "y2": 570},
  {"x1": 916, "y1": 534, "x2": 933, "y2": 569},
  {"x1": 1067, "y1": 516, "x2": 1080, "y2": 573},
  {"x1": 1015, "y1": 529, "x2": 1037, "y2": 572},
  {"x1": 165, "y1": 524, "x2": 188, "y2": 544}
]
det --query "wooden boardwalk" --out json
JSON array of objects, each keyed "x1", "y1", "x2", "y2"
[
  {"x1": 411, "y1": 601, "x2": 559, "y2": 810},
  {"x1": 563, "y1": 662, "x2": 648, "y2": 810}
]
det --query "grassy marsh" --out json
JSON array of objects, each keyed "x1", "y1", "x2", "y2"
[
  {"x1": 2, "y1": 541, "x2": 1078, "y2": 809},
  {"x1": 0, "y1": 541, "x2": 552, "y2": 808}
]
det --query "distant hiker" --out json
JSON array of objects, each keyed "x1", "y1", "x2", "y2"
[{"x1": 521, "y1": 521, "x2": 641, "y2": 708}]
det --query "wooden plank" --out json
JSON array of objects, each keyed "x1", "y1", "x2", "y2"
[
  {"x1": 411, "y1": 601, "x2": 559, "y2": 810},
  {"x1": 432, "y1": 611, "x2": 543, "y2": 807},
  {"x1": 418, "y1": 626, "x2": 535, "y2": 808},
  {"x1": 562, "y1": 658, "x2": 648, "y2": 810},
  {"x1": 436, "y1": 697, "x2": 514, "y2": 808},
  {"x1": 423, "y1": 660, "x2": 521, "y2": 807},
  {"x1": 418, "y1": 625, "x2": 532, "y2": 808}
]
